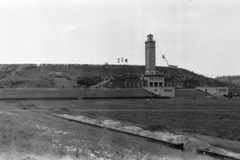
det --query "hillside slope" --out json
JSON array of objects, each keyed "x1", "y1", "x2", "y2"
[{"x1": 0, "y1": 64, "x2": 230, "y2": 88}]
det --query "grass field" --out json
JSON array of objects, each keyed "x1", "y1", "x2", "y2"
[
  {"x1": 15, "y1": 97, "x2": 240, "y2": 153},
  {"x1": 20, "y1": 98, "x2": 240, "y2": 139},
  {"x1": 0, "y1": 102, "x2": 213, "y2": 160},
  {"x1": 1, "y1": 88, "x2": 240, "y2": 159}
]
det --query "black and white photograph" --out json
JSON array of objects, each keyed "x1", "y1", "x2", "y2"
[{"x1": 0, "y1": 0, "x2": 240, "y2": 159}]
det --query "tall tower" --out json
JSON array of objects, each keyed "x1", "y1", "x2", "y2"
[{"x1": 145, "y1": 34, "x2": 156, "y2": 75}]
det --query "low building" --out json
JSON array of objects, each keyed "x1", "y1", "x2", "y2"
[
  {"x1": 143, "y1": 86, "x2": 175, "y2": 97},
  {"x1": 144, "y1": 75, "x2": 164, "y2": 88},
  {"x1": 196, "y1": 87, "x2": 228, "y2": 97},
  {"x1": 107, "y1": 80, "x2": 147, "y2": 89},
  {"x1": 143, "y1": 74, "x2": 175, "y2": 97}
]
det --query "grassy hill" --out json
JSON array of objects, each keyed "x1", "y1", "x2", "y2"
[{"x1": 0, "y1": 64, "x2": 232, "y2": 89}]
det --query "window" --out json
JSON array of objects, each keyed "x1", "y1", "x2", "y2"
[
  {"x1": 150, "y1": 82, "x2": 153, "y2": 87},
  {"x1": 219, "y1": 89, "x2": 226, "y2": 92},
  {"x1": 159, "y1": 82, "x2": 162, "y2": 87},
  {"x1": 154, "y1": 89, "x2": 158, "y2": 92},
  {"x1": 164, "y1": 89, "x2": 172, "y2": 92},
  {"x1": 154, "y1": 82, "x2": 158, "y2": 87}
]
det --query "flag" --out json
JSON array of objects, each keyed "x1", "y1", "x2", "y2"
[
  {"x1": 162, "y1": 55, "x2": 165, "y2": 59},
  {"x1": 125, "y1": 59, "x2": 128, "y2": 63},
  {"x1": 117, "y1": 58, "x2": 120, "y2": 63},
  {"x1": 121, "y1": 57, "x2": 124, "y2": 62}
]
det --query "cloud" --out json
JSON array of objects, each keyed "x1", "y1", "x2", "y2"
[
  {"x1": 65, "y1": 25, "x2": 78, "y2": 32},
  {"x1": 60, "y1": 25, "x2": 81, "y2": 46}
]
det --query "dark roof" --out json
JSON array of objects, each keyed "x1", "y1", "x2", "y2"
[{"x1": 144, "y1": 75, "x2": 165, "y2": 77}]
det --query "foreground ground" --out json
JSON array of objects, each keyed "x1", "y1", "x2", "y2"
[{"x1": 0, "y1": 102, "x2": 213, "y2": 160}]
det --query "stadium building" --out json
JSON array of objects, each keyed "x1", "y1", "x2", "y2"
[
  {"x1": 99, "y1": 34, "x2": 228, "y2": 98},
  {"x1": 142, "y1": 34, "x2": 175, "y2": 97}
]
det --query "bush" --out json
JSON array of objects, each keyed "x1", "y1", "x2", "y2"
[
  {"x1": 25, "y1": 65, "x2": 36, "y2": 70},
  {"x1": 77, "y1": 76, "x2": 103, "y2": 87}
]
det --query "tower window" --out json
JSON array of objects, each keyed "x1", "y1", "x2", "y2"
[
  {"x1": 150, "y1": 82, "x2": 153, "y2": 87},
  {"x1": 147, "y1": 35, "x2": 153, "y2": 41}
]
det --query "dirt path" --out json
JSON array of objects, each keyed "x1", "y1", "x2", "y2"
[{"x1": 11, "y1": 64, "x2": 24, "y2": 76}]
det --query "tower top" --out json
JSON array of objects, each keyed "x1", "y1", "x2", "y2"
[
  {"x1": 146, "y1": 34, "x2": 154, "y2": 42},
  {"x1": 145, "y1": 34, "x2": 156, "y2": 75}
]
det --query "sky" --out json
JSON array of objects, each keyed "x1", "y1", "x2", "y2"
[{"x1": 0, "y1": 0, "x2": 240, "y2": 77}]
